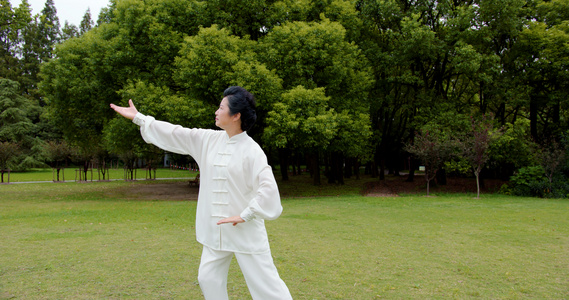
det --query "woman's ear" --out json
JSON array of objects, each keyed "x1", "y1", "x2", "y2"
[{"x1": 232, "y1": 112, "x2": 241, "y2": 122}]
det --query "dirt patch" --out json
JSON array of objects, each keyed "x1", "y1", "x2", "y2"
[
  {"x1": 364, "y1": 176, "x2": 508, "y2": 197},
  {"x1": 119, "y1": 181, "x2": 199, "y2": 201},
  {"x1": 114, "y1": 176, "x2": 508, "y2": 200}
]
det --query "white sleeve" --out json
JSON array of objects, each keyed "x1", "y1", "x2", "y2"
[
  {"x1": 132, "y1": 112, "x2": 207, "y2": 160},
  {"x1": 240, "y1": 156, "x2": 283, "y2": 222}
]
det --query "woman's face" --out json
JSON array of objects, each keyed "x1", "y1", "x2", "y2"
[{"x1": 215, "y1": 97, "x2": 233, "y2": 130}]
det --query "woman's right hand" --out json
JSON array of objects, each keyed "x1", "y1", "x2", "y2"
[{"x1": 110, "y1": 99, "x2": 138, "y2": 120}]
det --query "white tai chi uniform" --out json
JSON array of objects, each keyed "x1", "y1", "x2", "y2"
[{"x1": 133, "y1": 113, "x2": 292, "y2": 300}]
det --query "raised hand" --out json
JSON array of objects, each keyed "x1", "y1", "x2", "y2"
[{"x1": 110, "y1": 99, "x2": 138, "y2": 120}]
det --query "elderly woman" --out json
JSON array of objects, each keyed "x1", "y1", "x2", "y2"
[{"x1": 110, "y1": 86, "x2": 292, "y2": 300}]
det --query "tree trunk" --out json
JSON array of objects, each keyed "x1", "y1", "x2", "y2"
[
  {"x1": 328, "y1": 152, "x2": 344, "y2": 185},
  {"x1": 354, "y1": 159, "x2": 360, "y2": 180},
  {"x1": 530, "y1": 95, "x2": 538, "y2": 140},
  {"x1": 475, "y1": 170, "x2": 480, "y2": 199},
  {"x1": 344, "y1": 157, "x2": 353, "y2": 179},
  {"x1": 406, "y1": 157, "x2": 416, "y2": 182},
  {"x1": 379, "y1": 158, "x2": 385, "y2": 180},
  {"x1": 335, "y1": 152, "x2": 344, "y2": 185},
  {"x1": 279, "y1": 148, "x2": 290, "y2": 181},
  {"x1": 291, "y1": 152, "x2": 297, "y2": 176},
  {"x1": 436, "y1": 168, "x2": 447, "y2": 185},
  {"x1": 82, "y1": 160, "x2": 90, "y2": 181},
  {"x1": 310, "y1": 152, "x2": 321, "y2": 186}
]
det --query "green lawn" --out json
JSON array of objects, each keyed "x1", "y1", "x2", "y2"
[{"x1": 1, "y1": 179, "x2": 568, "y2": 299}]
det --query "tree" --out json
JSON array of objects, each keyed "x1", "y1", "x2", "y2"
[
  {"x1": 405, "y1": 129, "x2": 456, "y2": 196},
  {"x1": 37, "y1": 0, "x2": 60, "y2": 62},
  {"x1": 173, "y1": 24, "x2": 283, "y2": 136},
  {"x1": 79, "y1": 8, "x2": 94, "y2": 35},
  {"x1": 36, "y1": 0, "x2": 569, "y2": 190},
  {"x1": 259, "y1": 18, "x2": 372, "y2": 111},
  {"x1": 264, "y1": 86, "x2": 337, "y2": 185},
  {"x1": 41, "y1": 0, "x2": 202, "y2": 159},
  {"x1": 460, "y1": 115, "x2": 502, "y2": 199},
  {"x1": 537, "y1": 140, "x2": 566, "y2": 190},
  {"x1": 0, "y1": 0, "x2": 21, "y2": 82},
  {"x1": 357, "y1": 0, "x2": 536, "y2": 181},
  {"x1": 0, "y1": 79, "x2": 34, "y2": 140},
  {"x1": 489, "y1": 119, "x2": 537, "y2": 179},
  {"x1": 103, "y1": 116, "x2": 142, "y2": 180},
  {"x1": 1, "y1": 0, "x2": 35, "y2": 90},
  {"x1": 41, "y1": 140, "x2": 71, "y2": 181},
  {"x1": 196, "y1": 0, "x2": 276, "y2": 41},
  {"x1": 259, "y1": 17, "x2": 373, "y2": 183},
  {"x1": 61, "y1": 21, "x2": 79, "y2": 40},
  {"x1": 0, "y1": 141, "x2": 18, "y2": 183},
  {"x1": 174, "y1": 25, "x2": 258, "y2": 105}
]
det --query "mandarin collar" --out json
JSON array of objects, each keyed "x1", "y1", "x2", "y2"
[{"x1": 226, "y1": 131, "x2": 248, "y2": 142}]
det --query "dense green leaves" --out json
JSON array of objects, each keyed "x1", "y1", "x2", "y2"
[
  {"x1": 264, "y1": 86, "x2": 337, "y2": 149},
  {"x1": 0, "y1": 0, "x2": 567, "y2": 188},
  {"x1": 0, "y1": 79, "x2": 37, "y2": 143}
]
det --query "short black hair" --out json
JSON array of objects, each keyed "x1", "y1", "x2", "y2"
[{"x1": 223, "y1": 86, "x2": 257, "y2": 131}]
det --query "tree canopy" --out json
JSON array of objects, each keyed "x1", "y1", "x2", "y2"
[{"x1": 1, "y1": 0, "x2": 568, "y2": 192}]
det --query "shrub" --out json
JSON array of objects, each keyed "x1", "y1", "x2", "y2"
[
  {"x1": 508, "y1": 166, "x2": 548, "y2": 197},
  {"x1": 548, "y1": 174, "x2": 569, "y2": 199},
  {"x1": 508, "y1": 166, "x2": 569, "y2": 198}
]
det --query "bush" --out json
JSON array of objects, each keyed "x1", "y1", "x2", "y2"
[
  {"x1": 507, "y1": 166, "x2": 569, "y2": 198},
  {"x1": 508, "y1": 166, "x2": 548, "y2": 197},
  {"x1": 548, "y1": 174, "x2": 569, "y2": 199}
]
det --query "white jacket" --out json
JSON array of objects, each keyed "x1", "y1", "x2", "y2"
[{"x1": 133, "y1": 113, "x2": 283, "y2": 254}]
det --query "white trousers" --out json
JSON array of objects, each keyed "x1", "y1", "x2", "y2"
[{"x1": 198, "y1": 245, "x2": 292, "y2": 300}]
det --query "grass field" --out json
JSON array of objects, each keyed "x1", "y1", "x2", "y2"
[{"x1": 1, "y1": 173, "x2": 568, "y2": 299}]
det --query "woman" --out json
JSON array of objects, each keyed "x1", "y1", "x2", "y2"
[{"x1": 110, "y1": 86, "x2": 292, "y2": 299}]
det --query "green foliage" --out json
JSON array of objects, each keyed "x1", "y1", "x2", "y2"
[
  {"x1": 119, "y1": 80, "x2": 212, "y2": 129},
  {"x1": 0, "y1": 79, "x2": 38, "y2": 143},
  {"x1": 264, "y1": 86, "x2": 337, "y2": 149},
  {"x1": 489, "y1": 119, "x2": 537, "y2": 168},
  {"x1": 444, "y1": 158, "x2": 471, "y2": 177},
  {"x1": 174, "y1": 25, "x2": 282, "y2": 110},
  {"x1": 197, "y1": 0, "x2": 275, "y2": 40},
  {"x1": 405, "y1": 128, "x2": 457, "y2": 195},
  {"x1": 0, "y1": 141, "x2": 19, "y2": 170},
  {"x1": 507, "y1": 166, "x2": 549, "y2": 197},
  {"x1": 537, "y1": 139, "x2": 567, "y2": 184},
  {"x1": 40, "y1": 31, "x2": 117, "y2": 150},
  {"x1": 460, "y1": 115, "x2": 502, "y2": 176},
  {"x1": 420, "y1": 111, "x2": 470, "y2": 140},
  {"x1": 79, "y1": 8, "x2": 94, "y2": 35},
  {"x1": 21, "y1": 0, "x2": 569, "y2": 184},
  {"x1": 260, "y1": 17, "x2": 373, "y2": 111},
  {"x1": 39, "y1": 140, "x2": 71, "y2": 168},
  {"x1": 504, "y1": 136, "x2": 569, "y2": 198},
  {"x1": 332, "y1": 110, "x2": 372, "y2": 160},
  {"x1": 102, "y1": 117, "x2": 143, "y2": 160}
]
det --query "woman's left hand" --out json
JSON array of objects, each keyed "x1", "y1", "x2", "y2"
[{"x1": 217, "y1": 216, "x2": 245, "y2": 226}]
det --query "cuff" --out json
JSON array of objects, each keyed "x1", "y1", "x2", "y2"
[
  {"x1": 132, "y1": 112, "x2": 146, "y2": 126},
  {"x1": 240, "y1": 207, "x2": 255, "y2": 222}
]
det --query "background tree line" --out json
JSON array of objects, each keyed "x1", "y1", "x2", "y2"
[
  {"x1": 1, "y1": 0, "x2": 97, "y2": 179},
  {"x1": 1, "y1": 0, "x2": 568, "y2": 196}
]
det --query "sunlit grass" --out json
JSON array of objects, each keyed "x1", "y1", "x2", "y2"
[{"x1": 1, "y1": 180, "x2": 568, "y2": 299}]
